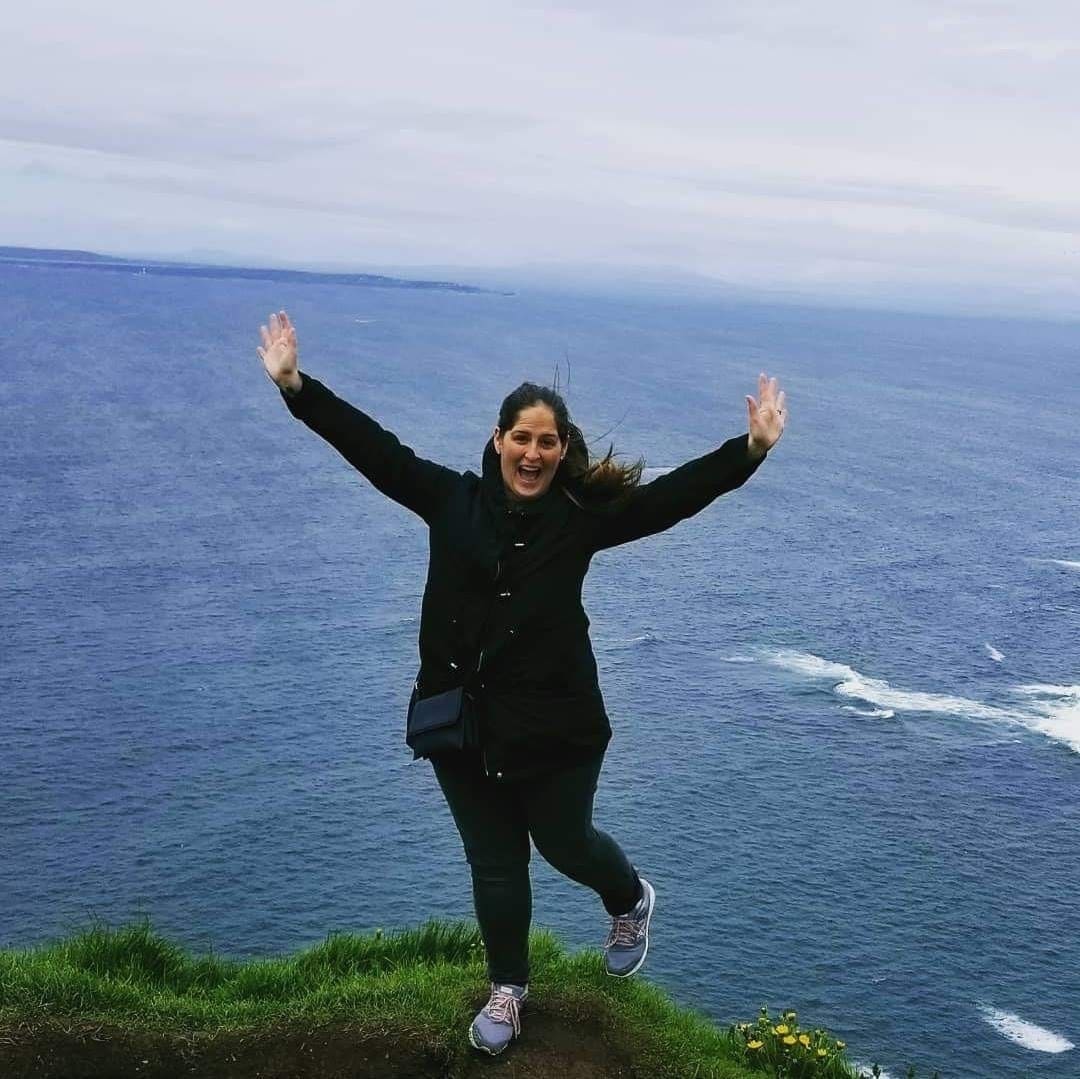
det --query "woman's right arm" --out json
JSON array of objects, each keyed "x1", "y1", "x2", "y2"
[{"x1": 258, "y1": 310, "x2": 458, "y2": 522}]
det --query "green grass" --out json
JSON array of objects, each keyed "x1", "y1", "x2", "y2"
[{"x1": 0, "y1": 919, "x2": 890, "y2": 1078}]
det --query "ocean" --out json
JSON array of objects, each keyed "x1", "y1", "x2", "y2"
[{"x1": 3, "y1": 257, "x2": 1078, "y2": 1078}]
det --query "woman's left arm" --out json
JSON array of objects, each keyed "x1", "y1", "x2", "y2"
[{"x1": 589, "y1": 372, "x2": 786, "y2": 551}]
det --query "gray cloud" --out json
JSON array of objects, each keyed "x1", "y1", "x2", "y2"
[
  {"x1": 669, "y1": 170, "x2": 1080, "y2": 239},
  {"x1": 0, "y1": 98, "x2": 536, "y2": 165},
  {"x1": 2, "y1": 0, "x2": 1080, "y2": 314},
  {"x1": 524, "y1": 1, "x2": 852, "y2": 46}
]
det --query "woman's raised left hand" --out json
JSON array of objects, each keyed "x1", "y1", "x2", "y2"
[{"x1": 746, "y1": 372, "x2": 786, "y2": 459}]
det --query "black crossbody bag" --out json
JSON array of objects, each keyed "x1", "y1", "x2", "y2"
[
  {"x1": 405, "y1": 679, "x2": 480, "y2": 760},
  {"x1": 406, "y1": 590, "x2": 495, "y2": 761},
  {"x1": 407, "y1": 544, "x2": 510, "y2": 762}
]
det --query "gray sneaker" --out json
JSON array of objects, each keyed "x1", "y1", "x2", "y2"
[
  {"x1": 468, "y1": 981, "x2": 528, "y2": 1055},
  {"x1": 604, "y1": 876, "x2": 655, "y2": 977}
]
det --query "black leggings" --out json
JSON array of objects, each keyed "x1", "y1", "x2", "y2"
[{"x1": 430, "y1": 747, "x2": 642, "y2": 986}]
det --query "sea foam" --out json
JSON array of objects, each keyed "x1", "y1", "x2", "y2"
[
  {"x1": 765, "y1": 649, "x2": 1079, "y2": 754},
  {"x1": 984, "y1": 642, "x2": 1004, "y2": 662},
  {"x1": 1010, "y1": 683, "x2": 1080, "y2": 754},
  {"x1": 977, "y1": 1005, "x2": 1075, "y2": 1053},
  {"x1": 601, "y1": 631, "x2": 661, "y2": 651}
]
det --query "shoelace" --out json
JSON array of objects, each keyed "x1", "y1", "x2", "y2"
[
  {"x1": 605, "y1": 904, "x2": 646, "y2": 948},
  {"x1": 484, "y1": 985, "x2": 525, "y2": 1036}
]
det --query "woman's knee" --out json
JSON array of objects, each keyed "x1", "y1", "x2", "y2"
[
  {"x1": 466, "y1": 850, "x2": 531, "y2": 894},
  {"x1": 463, "y1": 836, "x2": 531, "y2": 876},
  {"x1": 530, "y1": 823, "x2": 601, "y2": 873}
]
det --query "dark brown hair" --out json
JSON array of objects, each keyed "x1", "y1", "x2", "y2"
[{"x1": 497, "y1": 382, "x2": 643, "y2": 505}]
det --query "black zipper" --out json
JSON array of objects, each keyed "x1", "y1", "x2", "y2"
[
  {"x1": 477, "y1": 646, "x2": 489, "y2": 776},
  {"x1": 478, "y1": 559, "x2": 500, "y2": 780}
]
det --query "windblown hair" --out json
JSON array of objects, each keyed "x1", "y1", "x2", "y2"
[{"x1": 497, "y1": 382, "x2": 643, "y2": 506}]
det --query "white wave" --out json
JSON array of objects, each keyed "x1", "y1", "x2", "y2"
[
  {"x1": 1047, "y1": 559, "x2": 1080, "y2": 571},
  {"x1": 1015, "y1": 682, "x2": 1080, "y2": 698},
  {"x1": 978, "y1": 1005, "x2": 1075, "y2": 1053},
  {"x1": 766, "y1": 649, "x2": 1026, "y2": 722},
  {"x1": 765, "y1": 649, "x2": 1079, "y2": 754},
  {"x1": 841, "y1": 705, "x2": 896, "y2": 719},
  {"x1": 601, "y1": 632, "x2": 661, "y2": 651},
  {"x1": 984, "y1": 642, "x2": 1004, "y2": 662},
  {"x1": 1010, "y1": 684, "x2": 1080, "y2": 754},
  {"x1": 353, "y1": 317, "x2": 378, "y2": 323}
]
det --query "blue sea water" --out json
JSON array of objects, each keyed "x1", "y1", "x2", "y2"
[{"x1": 2, "y1": 260, "x2": 1078, "y2": 1078}]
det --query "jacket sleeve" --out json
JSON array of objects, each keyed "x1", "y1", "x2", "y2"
[
  {"x1": 587, "y1": 433, "x2": 765, "y2": 552},
  {"x1": 280, "y1": 371, "x2": 460, "y2": 523}
]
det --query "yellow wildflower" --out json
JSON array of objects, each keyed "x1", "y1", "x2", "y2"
[
  {"x1": 774, "y1": 1024, "x2": 790, "y2": 1035},
  {"x1": 799, "y1": 1034, "x2": 811, "y2": 1046},
  {"x1": 836, "y1": 1040, "x2": 846, "y2": 1049},
  {"x1": 747, "y1": 1040, "x2": 764, "y2": 1050},
  {"x1": 817, "y1": 1048, "x2": 828, "y2": 1057},
  {"x1": 783, "y1": 1034, "x2": 797, "y2": 1046}
]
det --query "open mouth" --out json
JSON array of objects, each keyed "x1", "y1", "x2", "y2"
[{"x1": 518, "y1": 465, "x2": 542, "y2": 485}]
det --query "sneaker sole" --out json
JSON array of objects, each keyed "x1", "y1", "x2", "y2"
[
  {"x1": 468, "y1": 1023, "x2": 510, "y2": 1056},
  {"x1": 605, "y1": 878, "x2": 655, "y2": 978}
]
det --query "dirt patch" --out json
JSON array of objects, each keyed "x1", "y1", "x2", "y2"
[
  {"x1": 0, "y1": 1018, "x2": 442, "y2": 1078},
  {"x1": 0, "y1": 1003, "x2": 649, "y2": 1079},
  {"x1": 458, "y1": 1000, "x2": 641, "y2": 1078}
]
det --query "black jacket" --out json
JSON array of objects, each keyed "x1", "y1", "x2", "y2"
[{"x1": 280, "y1": 371, "x2": 767, "y2": 782}]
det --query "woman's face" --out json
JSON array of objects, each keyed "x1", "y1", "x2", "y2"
[{"x1": 493, "y1": 403, "x2": 566, "y2": 501}]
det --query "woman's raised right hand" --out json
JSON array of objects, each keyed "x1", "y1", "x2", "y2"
[{"x1": 257, "y1": 309, "x2": 301, "y2": 392}]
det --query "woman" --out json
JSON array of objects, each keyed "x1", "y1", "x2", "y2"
[{"x1": 257, "y1": 309, "x2": 785, "y2": 1056}]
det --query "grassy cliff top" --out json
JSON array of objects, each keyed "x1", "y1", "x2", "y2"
[{"x1": 0, "y1": 919, "x2": 886, "y2": 1078}]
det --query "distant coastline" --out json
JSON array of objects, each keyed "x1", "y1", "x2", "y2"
[{"x1": 0, "y1": 245, "x2": 506, "y2": 295}]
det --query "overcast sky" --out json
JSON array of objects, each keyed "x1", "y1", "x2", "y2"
[{"x1": 4, "y1": 1, "x2": 1079, "y2": 313}]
